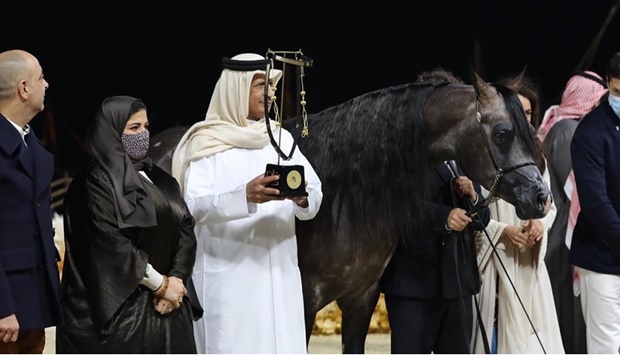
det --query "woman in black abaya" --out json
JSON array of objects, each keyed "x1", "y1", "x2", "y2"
[{"x1": 56, "y1": 96, "x2": 202, "y2": 353}]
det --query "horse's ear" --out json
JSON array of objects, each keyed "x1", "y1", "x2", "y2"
[
  {"x1": 506, "y1": 68, "x2": 526, "y2": 93},
  {"x1": 469, "y1": 67, "x2": 493, "y2": 101}
]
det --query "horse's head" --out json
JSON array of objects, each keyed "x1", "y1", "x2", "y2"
[{"x1": 424, "y1": 71, "x2": 551, "y2": 220}]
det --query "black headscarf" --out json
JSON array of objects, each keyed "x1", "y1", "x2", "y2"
[{"x1": 85, "y1": 95, "x2": 156, "y2": 228}]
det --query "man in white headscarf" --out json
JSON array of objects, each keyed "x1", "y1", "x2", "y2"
[{"x1": 172, "y1": 53, "x2": 323, "y2": 354}]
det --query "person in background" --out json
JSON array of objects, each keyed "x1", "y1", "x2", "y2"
[
  {"x1": 380, "y1": 69, "x2": 491, "y2": 354},
  {"x1": 538, "y1": 71, "x2": 607, "y2": 142},
  {"x1": 569, "y1": 51, "x2": 620, "y2": 353},
  {"x1": 55, "y1": 96, "x2": 202, "y2": 353},
  {"x1": 471, "y1": 73, "x2": 563, "y2": 354},
  {"x1": 171, "y1": 53, "x2": 323, "y2": 354},
  {"x1": 516, "y1": 74, "x2": 544, "y2": 130},
  {"x1": 0, "y1": 49, "x2": 62, "y2": 354},
  {"x1": 540, "y1": 70, "x2": 608, "y2": 354}
]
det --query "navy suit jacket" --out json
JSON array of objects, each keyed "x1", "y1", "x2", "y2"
[
  {"x1": 380, "y1": 162, "x2": 490, "y2": 299},
  {"x1": 570, "y1": 103, "x2": 620, "y2": 274},
  {"x1": 0, "y1": 114, "x2": 62, "y2": 329}
]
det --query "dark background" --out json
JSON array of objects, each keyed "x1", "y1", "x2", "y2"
[{"x1": 2, "y1": 1, "x2": 619, "y2": 173}]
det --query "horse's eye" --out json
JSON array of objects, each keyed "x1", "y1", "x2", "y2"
[
  {"x1": 494, "y1": 130, "x2": 507, "y2": 143},
  {"x1": 491, "y1": 123, "x2": 515, "y2": 148}
]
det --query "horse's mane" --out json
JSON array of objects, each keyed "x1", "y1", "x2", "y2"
[
  {"x1": 492, "y1": 83, "x2": 538, "y2": 164},
  {"x1": 285, "y1": 83, "x2": 434, "y2": 248}
]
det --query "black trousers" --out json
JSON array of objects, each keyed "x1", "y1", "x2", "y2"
[{"x1": 385, "y1": 294, "x2": 473, "y2": 354}]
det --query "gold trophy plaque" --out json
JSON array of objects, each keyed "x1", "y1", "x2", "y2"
[{"x1": 265, "y1": 163, "x2": 307, "y2": 197}]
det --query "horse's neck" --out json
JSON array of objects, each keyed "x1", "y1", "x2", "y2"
[{"x1": 424, "y1": 87, "x2": 477, "y2": 163}]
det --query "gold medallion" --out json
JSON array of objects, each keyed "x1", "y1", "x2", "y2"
[{"x1": 286, "y1": 170, "x2": 302, "y2": 189}]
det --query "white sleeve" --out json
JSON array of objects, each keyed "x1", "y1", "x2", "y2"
[
  {"x1": 184, "y1": 156, "x2": 253, "y2": 225},
  {"x1": 139, "y1": 263, "x2": 164, "y2": 291},
  {"x1": 287, "y1": 134, "x2": 323, "y2": 221}
]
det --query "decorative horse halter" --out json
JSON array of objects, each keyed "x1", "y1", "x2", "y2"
[
  {"x1": 263, "y1": 49, "x2": 313, "y2": 162},
  {"x1": 473, "y1": 98, "x2": 537, "y2": 208}
]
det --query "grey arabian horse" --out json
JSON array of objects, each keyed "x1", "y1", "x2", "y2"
[{"x1": 149, "y1": 71, "x2": 551, "y2": 353}]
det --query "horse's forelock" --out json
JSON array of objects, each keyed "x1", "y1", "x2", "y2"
[{"x1": 492, "y1": 84, "x2": 537, "y2": 157}]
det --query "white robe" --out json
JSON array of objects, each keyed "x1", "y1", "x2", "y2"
[
  {"x1": 183, "y1": 129, "x2": 323, "y2": 354},
  {"x1": 471, "y1": 164, "x2": 565, "y2": 354}
]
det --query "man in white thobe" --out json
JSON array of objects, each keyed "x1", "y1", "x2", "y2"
[{"x1": 171, "y1": 52, "x2": 323, "y2": 354}]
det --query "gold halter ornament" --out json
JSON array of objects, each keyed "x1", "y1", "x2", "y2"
[
  {"x1": 262, "y1": 49, "x2": 313, "y2": 197},
  {"x1": 264, "y1": 49, "x2": 313, "y2": 162}
]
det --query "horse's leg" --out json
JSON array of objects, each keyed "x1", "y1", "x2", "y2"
[
  {"x1": 304, "y1": 307, "x2": 317, "y2": 347},
  {"x1": 337, "y1": 282, "x2": 381, "y2": 354},
  {"x1": 300, "y1": 271, "x2": 329, "y2": 348}
]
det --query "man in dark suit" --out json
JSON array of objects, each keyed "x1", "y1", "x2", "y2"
[
  {"x1": 380, "y1": 161, "x2": 490, "y2": 353},
  {"x1": 0, "y1": 49, "x2": 62, "y2": 353},
  {"x1": 569, "y1": 52, "x2": 620, "y2": 353}
]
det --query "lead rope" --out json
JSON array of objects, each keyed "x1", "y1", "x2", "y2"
[
  {"x1": 445, "y1": 161, "x2": 491, "y2": 354},
  {"x1": 445, "y1": 160, "x2": 491, "y2": 354},
  {"x1": 448, "y1": 158, "x2": 545, "y2": 353}
]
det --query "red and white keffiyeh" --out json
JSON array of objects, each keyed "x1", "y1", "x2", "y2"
[{"x1": 538, "y1": 71, "x2": 608, "y2": 142}]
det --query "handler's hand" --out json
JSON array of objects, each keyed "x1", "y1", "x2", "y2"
[
  {"x1": 453, "y1": 176, "x2": 477, "y2": 203},
  {"x1": 446, "y1": 208, "x2": 472, "y2": 232},
  {"x1": 246, "y1": 174, "x2": 286, "y2": 204}
]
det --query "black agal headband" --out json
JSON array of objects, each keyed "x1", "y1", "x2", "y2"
[
  {"x1": 221, "y1": 57, "x2": 269, "y2": 71},
  {"x1": 573, "y1": 71, "x2": 608, "y2": 88}
]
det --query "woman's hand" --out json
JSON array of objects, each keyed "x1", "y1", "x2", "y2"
[
  {"x1": 522, "y1": 219, "x2": 544, "y2": 243},
  {"x1": 153, "y1": 297, "x2": 177, "y2": 315},
  {"x1": 161, "y1": 276, "x2": 187, "y2": 309},
  {"x1": 501, "y1": 225, "x2": 534, "y2": 251}
]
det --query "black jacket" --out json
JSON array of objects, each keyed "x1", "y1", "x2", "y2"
[{"x1": 380, "y1": 162, "x2": 490, "y2": 299}]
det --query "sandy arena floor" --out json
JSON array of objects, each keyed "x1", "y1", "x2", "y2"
[{"x1": 43, "y1": 327, "x2": 391, "y2": 354}]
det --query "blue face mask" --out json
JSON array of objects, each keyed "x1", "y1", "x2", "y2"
[{"x1": 609, "y1": 94, "x2": 620, "y2": 118}]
